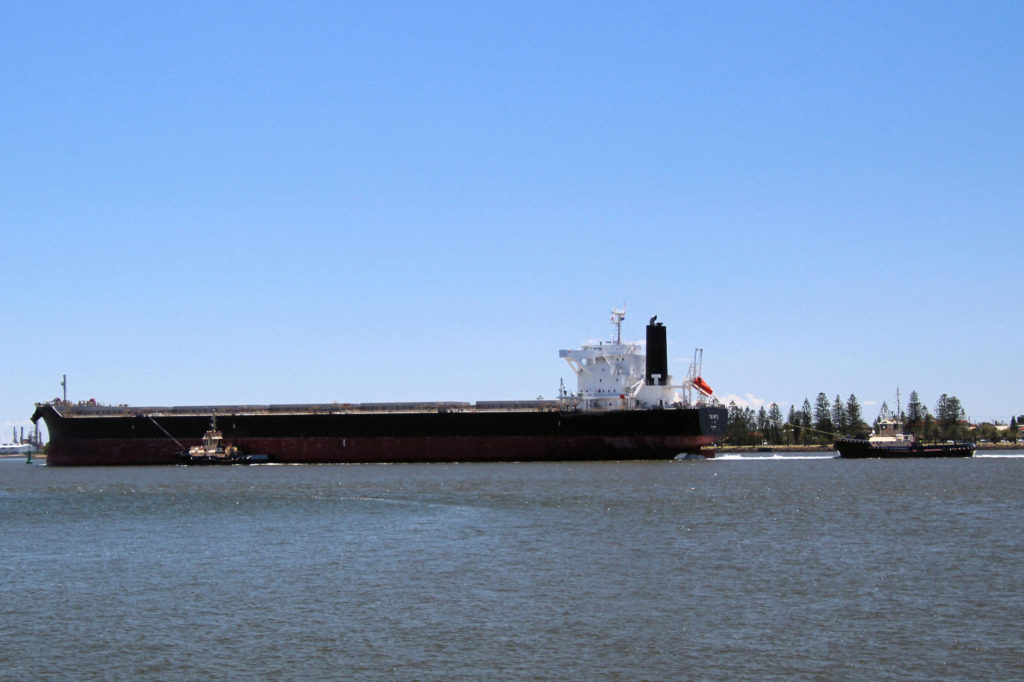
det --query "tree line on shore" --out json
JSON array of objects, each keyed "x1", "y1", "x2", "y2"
[{"x1": 723, "y1": 390, "x2": 1020, "y2": 446}]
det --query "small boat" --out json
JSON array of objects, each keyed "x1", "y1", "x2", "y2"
[
  {"x1": 834, "y1": 417, "x2": 974, "y2": 458},
  {"x1": 692, "y1": 376, "x2": 714, "y2": 397},
  {"x1": 176, "y1": 419, "x2": 268, "y2": 465}
]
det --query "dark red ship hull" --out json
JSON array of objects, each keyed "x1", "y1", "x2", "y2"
[{"x1": 32, "y1": 403, "x2": 727, "y2": 466}]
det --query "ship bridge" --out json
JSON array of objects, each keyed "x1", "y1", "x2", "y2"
[{"x1": 559, "y1": 309, "x2": 716, "y2": 411}]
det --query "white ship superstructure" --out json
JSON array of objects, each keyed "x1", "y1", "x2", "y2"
[{"x1": 559, "y1": 309, "x2": 717, "y2": 411}]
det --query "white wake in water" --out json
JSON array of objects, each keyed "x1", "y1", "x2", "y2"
[{"x1": 712, "y1": 452, "x2": 838, "y2": 461}]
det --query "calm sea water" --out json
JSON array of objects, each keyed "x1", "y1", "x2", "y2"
[{"x1": 3, "y1": 452, "x2": 1024, "y2": 680}]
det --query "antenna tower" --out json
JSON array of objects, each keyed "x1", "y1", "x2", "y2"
[{"x1": 610, "y1": 307, "x2": 626, "y2": 344}]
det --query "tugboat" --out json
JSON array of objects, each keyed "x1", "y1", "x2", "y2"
[
  {"x1": 834, "y1": 417, "x2": 975, "y2": 458},
  {"x1": 176, "y1": 418, "x2": 268, "y2": 465}
]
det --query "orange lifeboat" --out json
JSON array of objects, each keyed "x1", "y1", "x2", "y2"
[{"x1": 692, "y1": 376, "x2": 714, "y2": 396}]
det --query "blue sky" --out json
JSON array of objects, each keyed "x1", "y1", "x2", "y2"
[{"x1": 3, "y1": 1, "x2": 1022, "y2": 440}]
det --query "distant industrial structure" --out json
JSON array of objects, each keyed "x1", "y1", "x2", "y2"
[{"x1": 1, "y1": 424, "x2": 43, "y2": 454}]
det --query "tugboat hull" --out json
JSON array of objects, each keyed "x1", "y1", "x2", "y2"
[{"x1": 834, "y1": 437, "x2": 975, "y2": 458}]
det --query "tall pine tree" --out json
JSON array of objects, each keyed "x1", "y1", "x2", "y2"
[
  {"x1": 935, "y1": 394, "x2": 966, "y2": 440},
  {"x1": 787, "y1": 405, "x2": 800, "y2": 444},
  {"x1": 767, "y1": 403, "x2": 783, "y2": 444},
  {"x1": 906, "y1": 390, "x2": 926, "y2": 429},
  {"x1": 846, "y1": 394, "x2": 864, "y2": 436},
  {"x1": 814, "y1": 392, "x2": 833, "y2": 438},
  {"x1": 832, "y1": 395, "x2": 849, "y2": 434},
  {"x1": 801, "y1": 399, "x2": 813, "y2": 444}
]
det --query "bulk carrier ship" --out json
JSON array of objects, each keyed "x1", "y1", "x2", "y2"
[{"x1": 32, "y1": 311, "x2": 727, "y2": 465}]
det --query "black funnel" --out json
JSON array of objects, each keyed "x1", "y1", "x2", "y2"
[{"x1": 646, "y1": 318, "x2": 667, "y2": 386}]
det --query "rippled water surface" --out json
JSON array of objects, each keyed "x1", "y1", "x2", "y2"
[{"x1": 3, "y1": 453, "x2": 1024, "y2": 679}]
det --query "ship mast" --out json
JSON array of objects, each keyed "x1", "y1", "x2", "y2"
[{"x1": 610, "y1": 307, "x2": 626, "y2": 344}]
